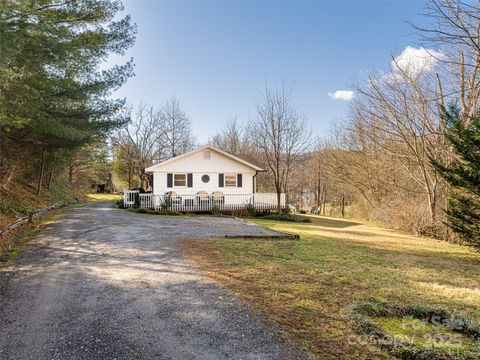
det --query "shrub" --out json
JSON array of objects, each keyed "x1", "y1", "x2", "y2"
[
  {"x1": 115, "y1": 198, "x2": 124, "y2": 209},
  {"x1": 351, "y1": 299, "x2": 480, "y2": 360},
  {"x1": 128, "y1": 208, "x2": 182, "y2": 216},
  {"x1": 160, "y1": 195, "x2": 172, "y2": 212},
  {"x1": 370, "y1": 195, "x2": 450, "y2": 240},
  {"x1": 0, "y1": 198, "x2": 16, "y2": 217},
  {"x1": 211, "y1": 204, "x2": 220, "y2": 216},
  {"x1": 133, "y1": 192, "x2": 141, "y2": 209},
  {"x1": 256, "y1": 213, "x2": 311, "y2": 223},
  {"x1": 245, "y1": 202, "x2": 256, "y2": 217}
]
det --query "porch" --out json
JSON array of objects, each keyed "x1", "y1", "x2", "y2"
[{"x1": 123, "y1": 191, "x2": 286, "y2": 212}]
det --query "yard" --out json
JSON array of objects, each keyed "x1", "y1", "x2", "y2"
[
  {"x1": 86, "y1": 193, "x2": 121, "y2": 202},
  {"x1": 181, "y1": 215, "x2": 480, "y2": 359}
]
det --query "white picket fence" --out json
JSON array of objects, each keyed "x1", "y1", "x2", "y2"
[{"x1": 123, "y1": 191, "x2": 285, "y2": 212}]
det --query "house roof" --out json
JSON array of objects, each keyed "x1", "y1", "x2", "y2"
[{"x1": 145, "y1": 145, "x2": 264, "y2": 173}]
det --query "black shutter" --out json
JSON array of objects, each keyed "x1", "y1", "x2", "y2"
[
  {"x1": 237, "y1": 174, "x2": 242, "y2": 188},
  {"x1": 167, "y1": 173, "x2": 173, "y2": 188},
  {"x1": 187, "y1": 173, "x2": 193, "y2": 187},
  {"x1": 219, "y1": 173, "x2": 224, "y2": 187}
]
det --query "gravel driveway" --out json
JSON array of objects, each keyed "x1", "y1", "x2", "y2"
[{"x1": 0, "y1": 202, "x2": 307, "y2": 360}]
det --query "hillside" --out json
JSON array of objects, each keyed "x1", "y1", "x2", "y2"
[{"x1": 0, "y1": 182, "x2": 80, "y2": 259}]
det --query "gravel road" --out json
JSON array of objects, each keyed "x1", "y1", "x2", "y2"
[{"x1": 0, "y1": 202, "x2": 307, "y2": 360}]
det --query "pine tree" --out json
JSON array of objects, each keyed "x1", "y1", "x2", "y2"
[
  {"x1": 431, "y1": 106, "x2": 480, "y2": 248},
  {"x1": 0, "y1": 0, "x2": 136, "y2": 190}
]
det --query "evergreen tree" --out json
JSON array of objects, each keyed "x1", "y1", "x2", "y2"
[
  {"x1": 67, "y1": 140, "x2": 112, "y2": 190},
  {"x1": 0, "y1": 0, "x2": 136, "y2": 190},
  {"x1": 431, "y1": 106, "x2": 480, "y2": 248}
]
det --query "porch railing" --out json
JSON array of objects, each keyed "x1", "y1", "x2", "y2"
[{"x1": 123, "y1": 191, "x2": 285, "y2": 212}]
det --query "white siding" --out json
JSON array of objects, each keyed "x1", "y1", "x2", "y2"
[
  {"x1": 153, "y1": 172, "x2": 254, "y2": 195},
  {"x1": 152, "y1": 149, "x2": 256, "y2": 195}
]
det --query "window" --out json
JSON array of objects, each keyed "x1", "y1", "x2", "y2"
[
  {"x1": 173, "y1": 173, "x2": 186, "y2": 187},
  {"x1": 225, "y1": 174, "x2": 237, "y2": 187},
  {"x1": 201, "y1": 174, "x2": 210, "y2": 183},
  {"x1": 203, "y1": 150, "x2": 211, "y2": 160}
]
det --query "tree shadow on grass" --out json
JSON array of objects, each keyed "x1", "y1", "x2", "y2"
[{"x1": 307, "y1": 216, "x2": 362, "y2": 229}]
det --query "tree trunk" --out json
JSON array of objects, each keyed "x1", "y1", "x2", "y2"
[
  {"x1": 322, "y1": 188, "x2": 327, "y2": 216},
  {"x1": 284, "y1": 186, "x2": 289, "y2": 213},
  {"x1": 276, "y1": 182, "x2": 282, "y2": 214},
  {"x1": 426, "y1": 183, "x2": 438, "y2": 223},
  {"x1": 37, "y1": 149, "x2": 46, "y2": 195},
  {"x1": 340, "y1": 193, "x2": 345, "y2": 218},
  {"x1": 46, "y1": 168, "x2": 53, "y2": 190},
  {"x1": 316, "y1": 179, "x2": 321, "y2": 208}
]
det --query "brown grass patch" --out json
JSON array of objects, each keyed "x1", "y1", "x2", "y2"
[{"x1": 181, "y1": 215, "x2": 480, "y2": 359}]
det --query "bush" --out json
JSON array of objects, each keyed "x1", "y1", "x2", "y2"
[
  {"x1": 370, "y1": 195, "x2": 450, "y2": 240},
  {"x1": 128, "y1": 208, "x2": 182, "y2": 216},
  {"x1": 351, "y1": 299, "x2": 480, "y2": 360},
  {"x1": 256, "y1": 213, "x2": 311, "y2": 223},
  {"x1": 160, "y1": 195, "x2": 172, "y2": 212},
  {"x1": 245, "y1": 202, "x2": 256, "y2": 216},
  {"x1": 133, "y1": 192, "x2": 141, "y2": 209},
  {"x1": 211, "y1": 204, "x2": 220, "y2": 216},
  {"x1": 0, "y1": 198, "x2": 16, "y2": 217},
  {"x1": 115, "y1": 198, "x2": 124, "y2": 209}
]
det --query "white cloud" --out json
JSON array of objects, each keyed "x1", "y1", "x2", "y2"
[
  {"x1": 391, "y1": 46, "x2": 444, "y2": 77},
  {"x1": 328, "y1": 90, "x2": 354, "y2": 101}
]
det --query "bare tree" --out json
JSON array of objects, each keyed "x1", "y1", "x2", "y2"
[
  {"x1": 160, "y1": 97, "x2": 196, "y2": 158},
  {"x1": 318, "y1": 1, "x2": 480, "y2": 237},
  {"x1": 413, "y1": 0, "x2": 480, "y2": 118},
  {"x1": 112, "y1": 104, "x2": 166, "y2": 189},
  {"x1": 325, "y1": 120, "x2": 394, "y2": 210},
  {"x1": 209, "y1": 118, "x2": 247, "y2": 155},
  {"x1": 351, "y1": 62, "x2": 448, "y2": 223},
  {"x1": 310, "y1": 140, "x2": 330, "y2": 213},
  {"x1": 252, "y1": 82, "x2": 312, "y2": 212}
]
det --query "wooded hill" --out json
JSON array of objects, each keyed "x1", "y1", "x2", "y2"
[{"x1": 0, "y1": 1, "x2": 135, "y2": 224}]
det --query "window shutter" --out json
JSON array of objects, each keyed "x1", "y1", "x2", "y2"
[
  {"x1": 219, "y1": 173, "x2": 224, "y2": 187},
  {"x1": 237, "y1": 174, "x2": 242, "y2": 188},
  {"x1": 187, "y1": 173, "x2": 193, "y2": 187},
  {"x1": 167, "y1": 173, "x2": 173, "y2": 188}
]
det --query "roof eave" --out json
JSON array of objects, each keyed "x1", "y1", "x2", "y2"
[{"x1": 144, "y1": 145, "x2": 264, "y2": 172}]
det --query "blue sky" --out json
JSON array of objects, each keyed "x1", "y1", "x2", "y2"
[{"x1": 110, "y1": 0, "x2": 428, "y2": 142}]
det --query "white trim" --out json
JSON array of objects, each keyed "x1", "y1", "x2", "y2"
[{"x1": 145, "y1": 145, "x2": 264, "y2": 173}]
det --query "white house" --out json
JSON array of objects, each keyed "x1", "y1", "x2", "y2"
[{"x1": 123, "y1": 145, "x2": 285, "y2": 212}]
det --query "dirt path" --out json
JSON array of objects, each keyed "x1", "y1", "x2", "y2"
[{"x1": 0, "y1": 202, "x2": 306, "y2": 360}]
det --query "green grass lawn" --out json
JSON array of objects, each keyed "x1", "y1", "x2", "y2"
[
  {"x1": 181, "y1": 215, "x2": 480, "y2": 360},
  {"x1": 374, "y1": 317, "x2": 479, "y2": 352},
  {"x1": 86, "y1": 193, "x2": 121, "y2": 202}
]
